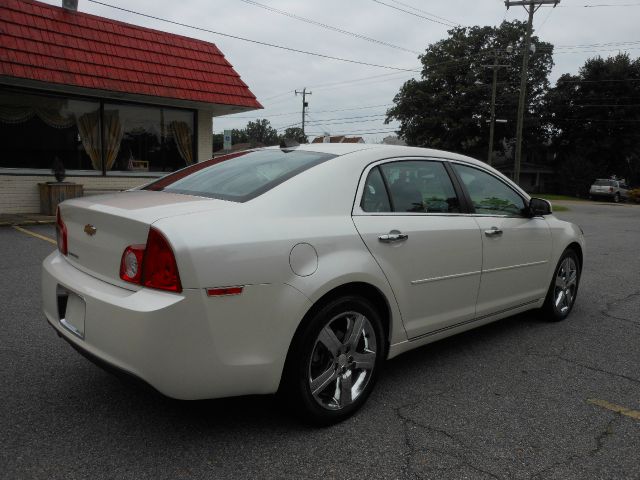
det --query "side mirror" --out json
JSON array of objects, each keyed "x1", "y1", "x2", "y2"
[{"x1": 529, "y1": 197, "x2": 552, "y2": 217}]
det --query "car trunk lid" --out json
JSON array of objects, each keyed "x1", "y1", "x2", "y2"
[{"x1": 58, "y1": 191, "x2": 235, "y2": 288}]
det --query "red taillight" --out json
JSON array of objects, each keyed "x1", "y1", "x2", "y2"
[
  {"x1": 142, "y1": 228, "x2": 182, "y2": 292},
  {"x1": 609, "y1": 187, "x2": 614, "y2": 192},
  {"x1": 56, "y1": 207, "x2": 68, "y2": 255},
  {"x1": 119, "y1": 227, "x2": 182, "y2": 293}
]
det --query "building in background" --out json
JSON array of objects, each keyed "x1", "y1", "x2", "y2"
[
  {"x1": 311, "y1": 135, "x2": 365, "y2": 144},
  {"x1": 0, "y1": 0, "x2": 261, "y2": 213}
]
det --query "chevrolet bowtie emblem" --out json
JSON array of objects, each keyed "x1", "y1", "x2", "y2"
[{"x1": 84, "y1": 224, "x2": 97, "y2": 236}]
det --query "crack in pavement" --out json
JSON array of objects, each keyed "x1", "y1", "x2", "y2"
[
  {"x1": 590, "y1": 417, "x2": 618, "y2": 457},
  {"x1": 526, "y1": 352, "x2": 640, "y2": 386},
  {"x1": 394, "y1": 403, "x2": 502, "y2": 480},
  {"x1": 600, "y1": 291, "x2": 640, "y2": 328}
]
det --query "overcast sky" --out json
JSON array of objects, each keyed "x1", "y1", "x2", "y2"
[{"x1": 42, "y1": 0, "x2": 640, "y2": 143}]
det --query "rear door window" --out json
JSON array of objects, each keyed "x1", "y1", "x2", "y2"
[{"x1": 375, "y1": 160, "x2": 461, "y2": 213}]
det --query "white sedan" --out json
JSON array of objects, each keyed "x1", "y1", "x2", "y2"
[{"x1": 42, "y1": 144, "x2": 584, "y2": 424}]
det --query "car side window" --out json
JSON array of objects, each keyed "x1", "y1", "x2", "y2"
[
  {"x1": 361, "y1": 167, "x2": 392, "y2": 212},
  {"x1": 378, "y1": 161, "x2": 461, "y2": 213},
  {"x1": 453, "y1": 164, "x2": 526, "y2": 216}
]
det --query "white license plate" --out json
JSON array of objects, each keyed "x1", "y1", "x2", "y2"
[{"x1": 60, "y1": 290, "x2": 86, "y2": 339}]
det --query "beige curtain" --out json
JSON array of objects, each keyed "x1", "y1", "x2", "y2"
[
  {"x1": 35, "y1": 108, "x2": 75, "y2": 129},
  {"x1": 170, "y1": 120, "x2": 194, "y2": 165},
  {"x1": 0, "y1": 105, "x2": 36, "y2": 124},
  {"x1": 76, "y1": 111, "x2": 102, "y2": 170},
  {"x1": 103, "y1": 111, "x2": 124, "y2": 171},
  {"x1": 0, "y1": 96, "x2": 74, "y2": 128}
]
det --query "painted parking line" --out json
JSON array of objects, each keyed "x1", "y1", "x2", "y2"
[
  {"x1": 588, "y1": 398, "x2": 640, "y2": 420},
  {"x1": 12, "y1": 226, "x2": 56, "y2": 245}
]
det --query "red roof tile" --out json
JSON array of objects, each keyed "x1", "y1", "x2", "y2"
[{"x1": 0, "y1": 0, "x2": 262, "y2": 109}]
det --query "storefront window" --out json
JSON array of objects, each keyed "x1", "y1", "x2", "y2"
[
  {"x1": 0, "y1": 88, "x2": 195, "y2": 174},
  {"x1": 106, "y1": 103, "x2": 194, "y2": 173},
  {"x1": 0, "y1": 90, "x2": 100, "y2": 171}
]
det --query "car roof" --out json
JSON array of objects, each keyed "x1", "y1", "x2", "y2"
[{"x1": 264, "y1": 143, "x2": 487, "y2": 168}]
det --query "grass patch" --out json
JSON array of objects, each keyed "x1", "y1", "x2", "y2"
[{"x1": 551, "y1": 204, "x2": 569, "y2": 212}]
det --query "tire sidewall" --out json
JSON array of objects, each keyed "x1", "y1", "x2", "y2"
[
  {"x1": 544, "y1": 249, "x2": 581, "y2": 321},
  {"x1": 285, "y1": 295, "x2": 385, "y2": 425}
]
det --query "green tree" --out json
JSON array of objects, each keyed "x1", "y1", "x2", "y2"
[
  {"x1": 281, "y1": 127, "x2": 308, "y2": 144},
  {"x1": 386, "y1": 21, "x2": 554, "y2": 162},
  {"x1": 545, "y1": 53, "x2": 640, "y2": 193},
  {"x1": 231, "y1": 128, "x2": 249, "y2": 144},
  {"x1": 246, "y1": 119, "x2": 279, "y2": 146}
]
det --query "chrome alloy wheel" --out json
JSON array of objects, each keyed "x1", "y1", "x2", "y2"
[
  {"x1": 554, "y1": 257, "x2": 578, "y2": 314},
  {"x1": 308, "y1": 311, "x2": 377, "y2": 411}
]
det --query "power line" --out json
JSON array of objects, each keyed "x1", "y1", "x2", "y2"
[
  {"x1": 370, "y1": 0, "x2": 457, "y2": 27},
  {"x1": 384, "y1": 0, "x2": 461, "y2": 26},
  {"x1": 554, "y1": 2, "x2": 640, "y2": 6},
  {"x1": 306, "y1": 130, "x2": 398, "y2": 135},
  {"x1": 227, "y1": 103, "x2": 394, "y2": 119},
  {"x1": 87, "y1": 0, "x2": 421, "y2": 73},
  {"x1": 556, "y1": 78, "x2": 640, "y2": 83},
  {"x1": 238, "y1": 0, "x2": 420, "y2": 55}
]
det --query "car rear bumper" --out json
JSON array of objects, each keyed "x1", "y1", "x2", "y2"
[
  {"x1": 589, "y1": 191, "x2": 616, "y2": 199},
  {"x1": 42, "y1": 251, "x2": 312, "y2": 400}
]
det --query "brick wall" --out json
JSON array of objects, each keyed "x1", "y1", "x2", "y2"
[{"x1": 0, "y1": 175, "x2": 155, "y2": 214}]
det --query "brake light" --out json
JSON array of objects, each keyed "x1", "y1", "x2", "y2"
[
  {"x1": 119, "y1": 227, "x2": 182, "y2": 293},
  {"x1": 142, "y1": 228, "x2": 182, "y2": 292},
  {"x1": 609, "y1": 187, "x2": 614, "y2": 192},
  {"x1": 56, "y1": 207, "x2": 68, "y2": 255}
]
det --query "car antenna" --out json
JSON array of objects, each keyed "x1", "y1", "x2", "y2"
[{"x1": 280, "y1": 138, "x2": 300, "y2": 150}]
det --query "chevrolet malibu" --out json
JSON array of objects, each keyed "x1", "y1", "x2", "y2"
[{"x1": 42, "y1": 144, "x2": 584, "y2": 424}]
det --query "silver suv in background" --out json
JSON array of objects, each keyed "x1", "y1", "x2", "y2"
[{"x1": 589, "y1": 179, "x2": 629, "y2": 203}]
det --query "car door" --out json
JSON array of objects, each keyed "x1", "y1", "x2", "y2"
[
  {"x1": 451, "y1": 163, "x2": 552, "y2": 318},
  {"x1": 352, "y1": 159, "x2": 483, "y2": 339}
]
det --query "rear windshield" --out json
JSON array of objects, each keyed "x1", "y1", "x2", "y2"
[
  {"x1": 594, "y1": 179, "x2": 615, "y2": 186},
  {"x1": 143, "y1": 149, "x2": 336, "y2": 202}
]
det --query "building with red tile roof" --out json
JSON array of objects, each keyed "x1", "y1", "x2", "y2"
[
  {"x1": 0, "y1": 0, "x2": 262, "y2": 213},
  {"x1": 311, "y1": 135, "x2": 365, "y2": 144}
]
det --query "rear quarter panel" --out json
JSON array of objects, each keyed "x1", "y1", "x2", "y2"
[{"x1": 152, "y1": 152, "x2": 408, "y2": 370}]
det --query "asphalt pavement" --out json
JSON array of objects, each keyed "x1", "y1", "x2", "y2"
[{"x1": 1, "y1": 201, "x2": 639, "y2": 480}]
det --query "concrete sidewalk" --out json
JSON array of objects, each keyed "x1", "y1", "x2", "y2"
[{"x1": 0, "y1": 213, "x2": 55, "y2": 227}]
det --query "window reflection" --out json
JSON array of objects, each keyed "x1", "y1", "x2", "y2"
[{"x1": 0, "y1": 89, "x2": 195, "y2": 173}]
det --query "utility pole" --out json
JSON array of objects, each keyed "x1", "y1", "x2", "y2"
[
  {"x1": 295, "y1": 88, "x2": 312, "y2": 136},
  {"x1": 505, "y1": 0, "x2": 559, "y2": 184},
  {"x1": 484, "y1": 51, "x2": 509, "y2": 166}
]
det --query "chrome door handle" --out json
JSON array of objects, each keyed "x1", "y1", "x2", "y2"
[
  {"x1": 378, "y1": 231, "x2": 408, "y2": 243},
  {"x1": 484, "y1": 227, "x2": 503, "y2": 237}
]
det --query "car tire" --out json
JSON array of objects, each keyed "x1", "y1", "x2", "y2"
[
  {"x1": 542, "y1": 249, "x2": 581, "y2": 322},
  {"x1": 281, "y1": 295, "x2": 385, "y2": 425},
  {"x1": 613, "y1": 193, "x2": 620, "y2": 203}
]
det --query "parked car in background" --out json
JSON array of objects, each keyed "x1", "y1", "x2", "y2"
[
  {"x1": 589, "y1": 178, "x2": 629, "y2": 202},
  {"x1": 42, "y1": 144, "x2": 585, "y2": 424}
]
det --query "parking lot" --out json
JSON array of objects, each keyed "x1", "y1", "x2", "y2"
[{"x1": 1, "y1": 201, "x2": 639, "y2": 480}]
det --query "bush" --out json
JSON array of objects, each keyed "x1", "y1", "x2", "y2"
[{"x1": 629, "y1": 188, "x2": 640, "y2": 204}]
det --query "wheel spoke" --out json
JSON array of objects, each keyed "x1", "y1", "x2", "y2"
[
  {"x1": 318, "y1": 326, "x2": 342, "y2": 357},
  {"x1": 566, "y1": 270, "x2": 577, "y2": 287},
  {"x1": 555, "y1": 275, "x2": 565, "y2": 288},
  {"x1": 555, "y1": 290, "x2": 565, "y2": 308},
  {"x1": 339, "y1": 374, "x2": 353, "y2": 406},
  {"x1": 345, "y1": 314, "x2": 365, "y2": 350},
  {"x1": 352, "y1": 351, "x2": 376, "y2": 371},
  {"x1": 310, "y1": 365, "x2": 338, "y2": 396},
  {"x1": 565, "y1": 289, "x2": 573, "y2": 307}
]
